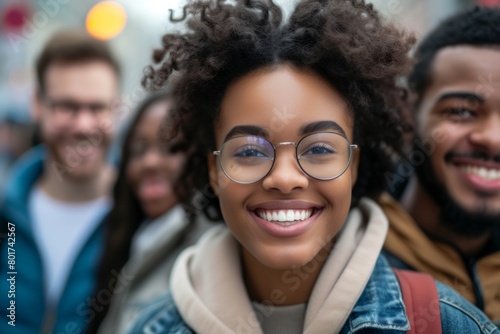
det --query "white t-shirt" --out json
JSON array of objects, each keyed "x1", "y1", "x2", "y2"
[{"x1": 29, "y1": 187, "x2": 111, "y2": 306}]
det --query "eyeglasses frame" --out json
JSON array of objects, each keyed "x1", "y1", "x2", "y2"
[{"x1": 212, "y1": 132, "x2": 358, "y2": 184}]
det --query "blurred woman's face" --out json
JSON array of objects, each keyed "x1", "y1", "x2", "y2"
[{"x1": 126, "y1": 100, "x2": 187, "y2": 219}]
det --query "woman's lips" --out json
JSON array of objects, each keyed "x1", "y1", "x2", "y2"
[{"x1": 138, "y1": 178, "x2": 170, "y2": 201}]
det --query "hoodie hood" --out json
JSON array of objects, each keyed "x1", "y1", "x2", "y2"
[{"x1": 169, "y1": 198, "x2": 389, "y2": 334}]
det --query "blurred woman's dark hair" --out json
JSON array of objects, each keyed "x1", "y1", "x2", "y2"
[{"x1": 85, "y1": 91, "x2": 187, "y2": 333}]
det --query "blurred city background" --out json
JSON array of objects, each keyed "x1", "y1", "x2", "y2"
[{"x1": 0, "y1": 0, "x2": 498, "y2": 189}]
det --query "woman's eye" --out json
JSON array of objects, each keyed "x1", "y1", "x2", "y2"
[
  {"x1": 130, "y1": 140, "x2": 147, "y2": 157},
  {"x1": 130, "y1": 145, "x2": 145, "y2": 157},
  {"x1": 303, "y1": 144, "x2": 335, "y2": 155},
  {"x1": 442, "y1": 108, "x2": 476, "y2": 120},
  {"x1": 235, "y1": 148, "x2": 268, "y2": 158}
]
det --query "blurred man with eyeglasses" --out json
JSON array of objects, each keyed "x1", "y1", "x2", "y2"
[{"x1": 0, "y1": 30, "x2": 120, "y2": 334}]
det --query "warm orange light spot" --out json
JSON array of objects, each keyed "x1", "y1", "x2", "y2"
[{"x1": 86, "y1": 1, "x2": 127, "y2": 40}]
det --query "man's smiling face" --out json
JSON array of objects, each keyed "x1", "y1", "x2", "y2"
[{"x1": 416, "y1": 46, "x2": 500, "y2": 232}]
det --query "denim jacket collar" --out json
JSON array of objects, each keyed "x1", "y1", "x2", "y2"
[
  {"x1": 340, "y1": 256, "x2": 410, "y2": 333},
  {"x1": 128, "y1": 256, "x2": 411, "y2": 334}
]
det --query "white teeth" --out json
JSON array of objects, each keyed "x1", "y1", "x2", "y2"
[
  {"x1": 272, "y1": 212, "x2": 279, "y2": 221},
  {"x1": 461, "y1": 165, "x2": 500, "y2": 180},
  {"x1": 278, "y1": 211, "x2": 286, "y2": 222},
  {"x1": 257, "y1": 209, "x2": 314, "y2": 223}
]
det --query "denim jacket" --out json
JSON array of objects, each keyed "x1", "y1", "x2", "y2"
[{"x1": 125, "y1": 256, "x2": 498, "y2": 334}]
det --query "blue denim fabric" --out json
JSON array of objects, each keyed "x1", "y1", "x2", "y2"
[{"x1": 126, "y1": 256, "x2": 499, "y2": 334}]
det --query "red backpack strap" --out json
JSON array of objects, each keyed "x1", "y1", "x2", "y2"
[{"x1": 394, "y1": 269, "x2": 442, "y2": 334}]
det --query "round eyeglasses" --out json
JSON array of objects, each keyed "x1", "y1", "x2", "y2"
[{"x1": 212, "y1": 132, "x2": 358, "y2": 184}]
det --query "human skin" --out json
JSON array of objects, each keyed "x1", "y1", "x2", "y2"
[
  {"x1": 126, "y1": 100, "x2": 187, "y2": 219},
  {"x1": 208, "y1": 65, "x2": 359, "y2": 304},
  {"x1": 33, "y1": 61, "x2": 119, "y2": 201},
  {"x1": 405, "y1": 46, "x2": 500, "y2": 255}
]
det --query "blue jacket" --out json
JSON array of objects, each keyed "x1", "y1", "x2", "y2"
[
  {"x1": 0, "y1": 145, "x2": 106, "y2": 334},
  {"x1": 126, "y1": 256, "x2": 499, "y2": 334}
]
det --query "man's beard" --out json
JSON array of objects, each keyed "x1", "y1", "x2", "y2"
[{"x1": 415, "y1": 146, "x2": 500, "y2": 238}]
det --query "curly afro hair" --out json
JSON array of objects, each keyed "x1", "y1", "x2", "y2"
[
  {"x1": 143, "y1": 0, "x2": 415, "y2": 220},
  {"x1": 409, "y1": 6, "x2": 500, "y2": 103}
]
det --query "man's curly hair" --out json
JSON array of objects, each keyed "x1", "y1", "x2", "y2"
[{"x1": 143, "y1": 0, "x2": 415, "y2": 220}]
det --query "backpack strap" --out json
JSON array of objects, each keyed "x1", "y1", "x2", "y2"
[{"x1": 394, "y1": 269, "x2": 442, "y2": 334}]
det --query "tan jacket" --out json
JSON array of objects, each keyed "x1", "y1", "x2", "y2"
[{"x1": 380, "y1": 193, "x2": 500, "y2": 322}]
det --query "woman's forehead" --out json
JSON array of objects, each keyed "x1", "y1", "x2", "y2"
[
  {"x1": 216, "y1": 66, "x2": 353, "y2": 143},
  {"x1": 221, "y1": 66, "x2": 347, "y2": 110}
]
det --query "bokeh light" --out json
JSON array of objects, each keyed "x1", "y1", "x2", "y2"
[
  {"x1": 86, "y1": 1, "x2": 127, "y2": 40},
  {"x1": 2, "y1": 3, "x2": 31, "y2": 31},
  {"x1": 476, "y1": 0, "x2": 500, "y2": 6}
]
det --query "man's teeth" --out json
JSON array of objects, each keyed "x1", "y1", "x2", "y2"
[
  {"x1": 257, "y1": 209, "x2": 313, "y2": 223},
  {"x1": 461, "y1": 165, "x2": 500, "y2": 180}
]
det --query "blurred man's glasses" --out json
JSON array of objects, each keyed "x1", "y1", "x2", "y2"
[
  {"x1": 43, "y1": 96, "x2": 114, "y2": 119},
  {"x1": 213, "y1": 132, "x2": 358, "y2": 184}
]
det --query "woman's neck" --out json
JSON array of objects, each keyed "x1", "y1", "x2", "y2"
[{"x1": 241, "y1": 241, "x2": 333, "y2": 306}]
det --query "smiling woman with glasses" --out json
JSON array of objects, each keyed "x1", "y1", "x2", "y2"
[{"x1": 124, "y1": 1, "x2": 499, "y2": 333}]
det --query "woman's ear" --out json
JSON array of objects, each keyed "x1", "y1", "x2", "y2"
[{"x1": 207, "y1": 154, "x2": 219, "y2": 197}]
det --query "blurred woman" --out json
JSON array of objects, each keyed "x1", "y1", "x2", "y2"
[{"x1": 85, "y1": 92, "x2": 210, "y2": 334}]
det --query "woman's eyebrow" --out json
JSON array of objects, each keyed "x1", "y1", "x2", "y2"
[
  {"x1": 436, "y1": 91, "x2": 485, "y2": 104},
  {"x1": 224, "y1": 125, "x2": 269, "y2": 142},
  {"x1": 300, "y1": 121, "x2": 347, "y2": 138}
]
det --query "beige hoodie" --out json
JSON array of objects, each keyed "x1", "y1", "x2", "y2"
[{"x1": 170, "y1": 198, "x2": 389, "y2": 334}]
